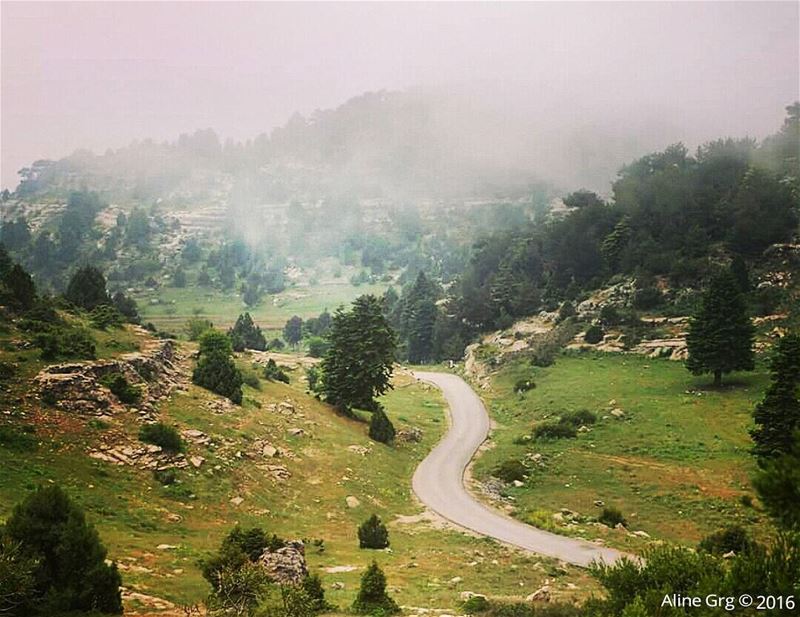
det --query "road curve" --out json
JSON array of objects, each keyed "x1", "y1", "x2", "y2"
[{"x1": 412, "y1": 371, "x2": 629, "y2": 567}]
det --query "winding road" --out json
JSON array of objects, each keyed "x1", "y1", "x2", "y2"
[{"x1": 412, "y1": 371, "x2": 629, "y2": 567}]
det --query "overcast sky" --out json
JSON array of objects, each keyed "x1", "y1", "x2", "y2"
[{"x1": 2, "y1": 1, "x2": 798, "y2": 190}]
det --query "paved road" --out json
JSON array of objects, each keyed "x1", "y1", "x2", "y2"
[{"x1": 412, "y1": 371, "x2": 630, "y2": 567}]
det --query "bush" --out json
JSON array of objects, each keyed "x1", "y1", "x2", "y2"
[
  {"x1": 241, "y1": 369, "x2": 262, "y2": 390},
  {"x1": 584, "y1": 324, "x2": 604, "y2": 344},
  {"x1": 513, "y1": 378, "x2": 536, "y2": 393},
  {"x1": 139, "y1": 422, "x2": 183, "y2": 453},
  {"x1": 306, "y1": 366, "x2": 320, "y2": 393},
  {"x1": 185, "y1": 317, "x2": 214, "y2": 341},
  {"x1": 36, "y1": 325, "x2": 96, "y2": 361},
  {"x1": 0, "y1": 537, "x2": 38, "y2": 615},
  {"x1": 89, "y1": 304, "x2": 124, "y2": 329},
  {"x1": 534, "y1": 422, "x2": 577, "y2": 440},
  {"x1": 558, "y1": 301, "x2": 575, "y2": 322},
  {"x1": 263, "y1": 358, "x2": 290, "y2": 383},
  {"x1": 65, "y1": 265, "x2": 110, "y2": 310},
  {"x1": 463, "y1": 595, "x2": 490, "y2": 614},
  {"x1": 358, "y1": 514, "x2": 390, "y2": 549},
  {"x1": 0, "y1": 424, "x2": 37, "y2": 452},
  {"x1": 632, "y1": 286, "x2": 663, "y2": 310},
  {"x1": 153, "y1": 468, "x2": 177, "y2": 486},
  {"x1": 267, "y1": 337, "x2": 285, "y2": 350},
  {"x1": 100, "y1": 372, "x2": 142, "y2": 404},
  {"x1": 351, "y1": 561, "x2": 399, "y2": 615},
  {"x1": 306, "y1": 336, "x2": 330, "y2": 358},
  {"x1": 3, "y1": 484, "x2": 123, "y2": 614},
  {"x1": 200, "y1": 525, "x2": 285, "y2": 592},
  {"x1": 493, "y1": 459, "x2": 527, "y2": 483},
  {"x1": 598, "y1": 506, "x2": 627, "y2": 528},
  {"x1": 698, "y1": 525, "x2": 755, "y2": 556},
  {"x1": 560, "y1": 409, "x2": 596, "y2": 426},
  {"x1": 368, "y1": 406, "x2": 396, "y2": 444},
  {"x1": 301, "y1": 573, "x2": 332, "y2": 614}
]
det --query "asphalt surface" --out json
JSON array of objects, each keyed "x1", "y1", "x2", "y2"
[{"x1": 412, "y1": 371, "x2": 630, "y2": 567}]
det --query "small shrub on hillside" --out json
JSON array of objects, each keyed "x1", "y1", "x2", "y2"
[
  {"x1": 306, "y1": 366, "x2": 321, "y2": 393},
  {"x1": 153, "y1": 468, "x2": 177, "y2": 486},
  {"x1": 200, "y1": 525, "x2": 286, "y2": 591},
  {"x1": 139, "y1": 422, "x2": 183, "y2": 453},
  {"x1": 584, "y1": 324, "x2": 604, "y2": 344},
  {"x1": 599, "y1": 506, "x2": 627, "y2": 528},
  {"x1": 358, "y1": 514, "x2": 390, "y2": 549},
  {"x1": 301, "y1": 573, "x2": 333, "y2": 613},
  {"x1": 560, "y1": 409, "x2": 596, "y2": 426},
  {"x1": 36, "y1": 325, "x2": 96, "y2": 361},
  {"x1": 0, "y1": 360, "x2": 16, "y2": 381},
  {"x1": 368, "y1": 406, "x2": 396, "y2": 444},
  {"x1": 89, "y1": 304, "x2": 124, "y2": 329},
  {"x1": 494, "y1": 459, "x2": 527, "y2": 483},
  {"x1": 0, "y1": 424, "x2": 37, "y2": 451},
  {"x1": 241, "y1": 368, "x2": 262, "y2": 390},
  {"x1": 463, "y1": 595, "x2": 490, "y2": 614},
  {"x1": 513, "y1": 378, "x2": 536, "y2": 393},
  {"x1": 632, "y1": 286, "x2": 664, "y2": 310},
  {"x1": 558, "y1": 301, "x2": 575, "y2": 322},
  {"x1": 534, "y1": 422, "x2": 577, "y2": 440},
  {"x1": 100, "y1": 372, "x2": 142, "y2": 404},
  {"x1": 263, "y1": 358, "x2": 290, "y2": 383},
  {"x1": 193, "y1": 330, "x2": 243, "y2": 404},
  {"x1": 698, "y1": 525, "x2": 755, "y2": 556},
  {"x1": 351, "y1": 561, "x2": 399, "y2": 615},
  {"x1": 267, "y1": 337, "x2": 285, "y2": 350},
  {"x1": 306, "y1": 336, "x2": 330, "y2": 358},
  {"x1": 185, "y1": 317, "x2": 214, "y2": 341}
]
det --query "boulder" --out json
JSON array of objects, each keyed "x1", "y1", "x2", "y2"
[
  {"x1": 526, "y1": 585, "x2": 551, "y2": 602},
  {"x1": 258, "y1": 541, "x2": 308, "y2": 584}
]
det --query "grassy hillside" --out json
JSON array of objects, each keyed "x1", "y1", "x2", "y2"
[
  {"x1": 0, "y1": 322, "x2": 594, "y2": 615},
  {"x1": 472, "y1": 352, "x2": 771, "y2": 553}
]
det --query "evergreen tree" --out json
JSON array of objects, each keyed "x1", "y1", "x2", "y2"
[
  {"x1": 283, "y1": 315, "x2": 303, "y2": 347},
  {"x1": 172, "y1": 267, "x2": 187, "y2": 288},
  {"x1": 751, "y1": 334, "x2": 800, "y2": 459},
  {"x1": 3, "y1": 263, "x2": 36, "y2": 310},
  {"x1": 3, "y1": 484, "x2": 123, "y2": 614},
  {"x1": 228, "y1": 313, "x2": 267, "y2": 351},
  {"x1": 351, "y1": 561, "x2": 399, "y2": 615},
  {"x1": 368, "y1": 406, "x2": 396, "y2": 444},
  {"x1": 321, "y1": 295, "x2": 397, "y2": 412},
  {"x1": 192, "y1": 330, "x2": 243, "y2": 404},
  {"x1": 65, "y1": 265, "x2": 110, "y2": 310},
  {"x1": 401, "y1": 272, "x2": 438, "y2": 364},
  {"x1": 686, "y1": 271, "x2": 755, "y2": 386},
  {"x1": 358, "y1": 514, "x2": 390, "y2": 549},
  {"x1": 0, "y1": 244, "x2": 12, "y2": 279},
  {"x1": 753, "y1": 431, "x2": 800, "y2": 531},
  {"x1": 112, "y1": 291, "x2": 140, "y2": 323}
]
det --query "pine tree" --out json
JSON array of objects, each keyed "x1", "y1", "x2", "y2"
[
  {"x1": 3, "y1": 264, "x2": 36, "y2": 310},
  {"x1": 192, "y1": 330, "x2": 243, "y2": 404},
  {"x1": 321, "y1": 295, "x2": 397, "y2": 412},
  {"x1": 65, "y1": 265, "x2": 110, "y2": 310},
  {"x1": 351, "y1": 561, "x2": 399, "y2": 615},
  {"x1": 686, "y1": 270, "x2": 755, "y2": 386},
  {"x1": 368, "y1": 406, "x2": 396, "y2": 444},
  {"x1": 751, "y1": 334, "x2": 800, "y2": 459},
  {"x1": 228, "y1": 312, "x2": 267, "y2": 351},
  {"x1": 358, "y1": 514, "x2": 390, "y2": 549},
  {"x1": 3, "y1": 484, "x2": 123, "y2": 614},
  {"x1": 753, "y1": 431, "x2": 800, "y2": 531},
  {"x1": 402, "y1": 272, "x2": 438, "y2": 364},
  {"x1": 284, "y1": 315, "x2": 304, "y2": 348}
]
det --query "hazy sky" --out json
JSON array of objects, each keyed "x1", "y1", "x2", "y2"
[{"x1": 2, "y1": 1, "x2": 798, "y2": 190}]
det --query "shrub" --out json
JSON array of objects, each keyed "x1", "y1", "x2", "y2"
[
  {"x1": 513, "y1": 378, "x2": 536, "y2": 393},
  {"x1": 632, "y1": 286, "x2": 663, "y2": 310},
  {"x1": 301, "y1": 573, "x2": 333, "y2": 613},
  {"x1": 306, "y1": 366, "x2": 321, "y2": 393},
  {"x1": 358, "y1": 514, "x2": 390, "y2": 549},
  {"x1": 267, "y1": 337, "x2": 285, "y2": 350},
  {"x1": 534, "y1": 422, "x2": 577, "y2": 440},
  {"x1": 139, "y1": 422, "x2": 183, "y2": 453},
  {"x1": 0, "y1": 537, "x2": 37, "y2": 615},
  {"x1": 306, "y1": 336, "x2": 330, "y2": 358},
  {"x1": 185, "y1": 317, "x2": 214, "y2": 341},
  {"x1": 153, "y1": 468, "x2": 177, "y2": 486},
  {"x1": 584, "y1": 324, "x2": 604, "y2": 344},
  {"x1": 0, "y1": 360, "x2": 16, "y2": 381},
  {"x1": 368, "y1": 406, "x2": 396, "y2": 444},
  {"x1": 36, "y1": 325, "x2": 96, "y2": 361},
  {"x1": 241, "y1": 369, "x2": 262, "y2": 390},
  {"x1": 598, "y1": 506, "x2": 627, "y2": 528},
  {"x1": 493, "y1": 459, "x2": 527, "y2": 483},
  {"x1": 351, "y1": 561, "x2": 399, "y2": 615},
  {"x1": 463, "y1": 595, "x2": 490, "y2": 614},
  {"x1": 698, "y1": 525, "x2": 755, "y2": 555},
  {"x1": 560, "y1": 409, "x2": 596, "y2": 426},
  {"x1": 100, "y1": 372, "x2": 142, "y2": 404},
  {"x1": 65, "y1": 265, "x2": 110, "y2": 310},
  {"x1": 3, "y1": 484, "x2": 123, "y2": 614},
  {"x1": 263, "y1": 358, "x2": 290, "y2": 383},
  {"x1": 205, "y1": 561, "x2": 269, "y2": 616},
  {"x1": 228, "y1": 312, "x2": 267, "y2": 351},
  {"x1": 0, "y1": 424, "x2": 37, "y2": 451},
  {"x1": 558, "y1": 301, "x2": 575, "y2": 322},
  {"x1": 200, "y1": 525, "x2": 285, "y2": 592},
  {"x1": 89, "y1": 304, "x2": 124, "y2": 329}
]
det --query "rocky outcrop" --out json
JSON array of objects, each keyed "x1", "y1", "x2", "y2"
[
  {"x1": 34, "y1": 339, "x2": 186, "y2": 418},
  {"x1": 257, "y1": 541, "x2": 308, "y2": 584}
]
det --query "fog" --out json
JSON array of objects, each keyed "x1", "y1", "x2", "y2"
[{"x1": 2, "y1": 1, "x2": 798, "y2": 192}]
